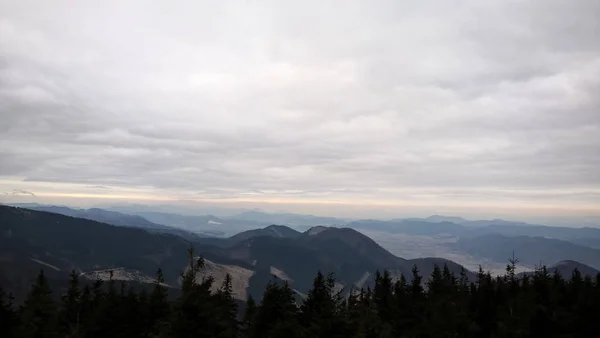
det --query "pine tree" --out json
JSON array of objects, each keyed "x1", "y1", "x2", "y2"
[
  {"x1": 392, "y1": 274, "x2": 409, "y2": 336},
  {"x1": 77, "y1": 284, "x2": 92, "y2": 337},
  {"x1": 241, "y1": 295, "x2": 257, "y2": 337},
  {"x1": 345, "y1": 288, "x2": 365, "y2": 337},
  {"x1": 0, "y1": 285, "x2": 18, "y2": 337},
  {"x1": 149, "y1": 268, "x2": 170, "y2": 335},
  {"x1": 300, "y1": 271, "x2": 347, "y2": 338},
  {"x1": 169, "y1": 247, "x2": 216, "y2": 338},
  {"x1": 373, "y1": 270, "x2": 393, "y2": 321},
  {"x1": 472, "y1": 266, "x2": 497, "y2": 337},
  {"x1": 58, "y1": 270, "x2": 81, "y2": 337},
  {"x1": 406, "y1": 265, "x2": 425, "y2": 336},
  {"x1": 19, "y1": 270, "x2": 57, "y2": 338},
  {"x1": 215, "y1": 273, "x2": 239, "y2": 338},
  {"x1": 425, "y1": 264, "x2": 459, "y2": 337},
  {"x1": 252, "y1": 280, "x2": 303, "y2": 338},
  {"x1": 530, "y1": 265, "x2": 553, "y2": 336}
]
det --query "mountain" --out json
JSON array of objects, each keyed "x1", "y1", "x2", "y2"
[
  {"x1": 517, "y1": 260, "x2": 600, "y2": 278},
  {"x1": 465, "y1": 223, "x2": 600, "y2": 242},
  {"x1": 393, "y1": 215, "x2": 545, "y2": 228},
  {"x1": 129, "y1": 211, "x2": 265, "y2": 237},
  {"x1": 0, "y1": 205, "x2": 196, "y2": 298},
  {"x1": 424, "y1": 215, "x2": 470, "y2": 224},
  {"x1": 10, "y1": 204, "x2": 205, "y2": 240},
  {"x1": 97, "y1": 202, "x2": 250, "y2": 218},
  {"x1": 229, "y1": 224, "x2": 301, "y2": 243},
  {"x1": 230, "y1": 210, "x2": 346, "y2": 226},
  {"x1": 452, "y1": 234, "x2": 600, "y2": 270},
  {"x1": 568, "y1": 237, "x2": 600, "y2": 249},
  {"x1": 349, "y1": 219, "x2": 465, "y2": 236},
  {"x1": 353, "y1": 216, "x2": 600, "y2": 251},
  {"x1": 546, "y1": 260, "x2": 600, "y2": 277},
  {"x1": 300, "y1": 226, "x2": 403, "y2": 267},
  {"x1": 216, "y1": 225, "x2": 475, "y2": 299}
]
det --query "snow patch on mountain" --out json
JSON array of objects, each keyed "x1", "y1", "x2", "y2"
[
  {"x1": 268, "y1": 226, "x2": 283, "y2": 237},
  {"x1": 30, "y1": 258, "x2": 60, "y2": 271},
  {"x1": 198, "y1": 258, "x2": 254, "y2": 300},
  {"x1": 355, "y1": 271, "x2": 371, "y2": 288},
  {"x1": 270, "y1": 266, "x2": 293, "y2": 282},
  {"x1": 80, "y1": 268, "x2": 165, "y2": 285},
  {"x1": 307, "y1": 226, "x2": 328, "y2": 236}
]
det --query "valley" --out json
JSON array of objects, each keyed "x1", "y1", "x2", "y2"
[{"x1": 358, "y1": 230, "x2": 534, "y2": 275}]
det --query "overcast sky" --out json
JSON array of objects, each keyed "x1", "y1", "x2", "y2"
[{"x1": 1, "y1": 0, "x2": 599, "y2": 220}]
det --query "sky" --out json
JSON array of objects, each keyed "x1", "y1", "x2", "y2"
[{"x1": 1, "y1": 0, "x2": 599, "y2": 221}]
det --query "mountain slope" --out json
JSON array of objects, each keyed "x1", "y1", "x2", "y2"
[
  {"x1": 229, "y1": 225, "x2": 301, "y2": 243},
  {"x1": 299, "y1": 226, "x2": 404, "y2": 267},
  {"x1": 546, "y1": 260, "x2": 599, "y2": 277},
  {"x1": 13, "y1": 204, "x2": 204, "y2": 240},
  {"x1": 0, "y1": 205, "x2": 200, "y2": 285},
  {"x1": 517, "y1": 260, "x2": 600, "y2": 278}
]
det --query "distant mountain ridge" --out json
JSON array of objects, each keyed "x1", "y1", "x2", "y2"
[
  {"x1": 546, "y1": 260, "x2": 600, "y2": 277},
  {"x1": 229, "y1": 210, "x2": 346, "y2": 226},
  {"x1": 453, "y1": 234, "x2": 600, "y2": 270},
  {"x1": 8, "y1": 204, "x2": 205, "y2": 240},
  {"x1": 349, "y1": 219, "x2": 466, "y2": 236},
  {"x1": 517, "y1": 260, "x2": 600, "y2": 279}
]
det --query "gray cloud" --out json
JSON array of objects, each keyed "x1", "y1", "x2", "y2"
[
  {"x1": 11, "y1": 189, "x2": 35, "y2": 197},
  {"x1": 0, "y1": 0, "x2": 599, "y2": 212},
  {"x1": 86, "y1": 185, "x2": 112, "y2": 190}
]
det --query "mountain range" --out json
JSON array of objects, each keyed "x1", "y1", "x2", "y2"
[
  {"x1": 453, "y1": 234, "x2": 600, "y2": 270},
  {"x1": 8, "y1": 204, "x2": 210, "y2": 240},
  {"x1": 0, "y1": 205, "x2": 474, "y2": 301},
  {"x1": 2, "y1": 204, "x2": 598, "y2": 303}
]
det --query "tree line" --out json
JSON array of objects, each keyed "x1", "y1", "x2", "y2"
[{"x1": 1, "y1": 249, "x2": 599, "y2": 338}]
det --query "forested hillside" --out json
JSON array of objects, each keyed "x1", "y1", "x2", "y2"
[{"x1": 1, "y1": 252, "x2": 599, "y2": 337}]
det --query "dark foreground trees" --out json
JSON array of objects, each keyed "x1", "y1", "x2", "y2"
[{"x1": 1, "y1": 252, "x2": 599, "y2": 338}]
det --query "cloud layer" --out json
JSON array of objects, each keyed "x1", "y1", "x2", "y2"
[{"x1": 1, "y1": 0, "x2": 599, "y2": 214}]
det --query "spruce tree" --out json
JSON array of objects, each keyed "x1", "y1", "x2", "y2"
[
  {"x1": 392, "y1": 274, "x2": 409, "y2": 336},
  {"x1": 300, "y1": 271, "x2": 347, "y2": 338},
  {"x1": 58, "y1": 270, "x2": 81, "y2": 337},
  {"x1": 0, "y1": 285, "x2": 17, "y2": 337},
  {"x1": 214, "y1": 273, "x2": 239, "y2": 338},
  {"x1": 241, "y1": 295, "x2": 257, "y2": 337},
  {"x1": 169, "y1": 247, "x2": 216, "y2": 338},
  {"x1": 253, "y1": 281, "x2": 303, "y2": 338},
  {"x1": 19, "y1": 270, "x2": 57, "y2": 338},
  {"x1": 407, "y1": 265, "x2": 425, "y2": 336},
  {"x1": 149, "y1": 268, "x2": 170, "y2": 335}
]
